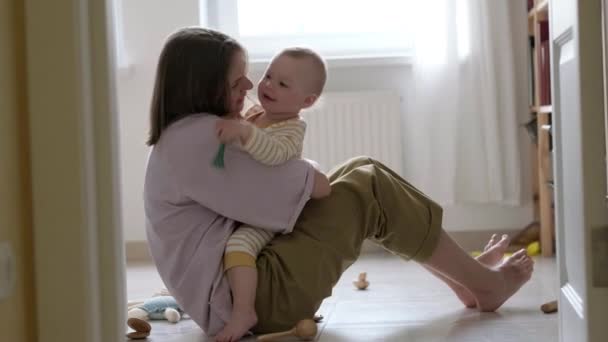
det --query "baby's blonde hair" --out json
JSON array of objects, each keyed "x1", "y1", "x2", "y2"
[{"x1": 278, "y1": 47, "x2": 327, "y2": 95}]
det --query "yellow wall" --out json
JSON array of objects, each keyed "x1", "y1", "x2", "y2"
[{"x1": 0, "y1": 0, "x2": 36, "y2": 341}]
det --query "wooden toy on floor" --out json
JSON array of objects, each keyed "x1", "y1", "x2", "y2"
[
  {"x1": 126, "y1": 331, "x2": 149, "y2": 340},
  {"x1": 507, "y1": 222, "x2": 540, "y2": 253},
  {"x1": 353, "y1": 272, "x2": 369, "y2": 290},
  {"x1": 257, "y1": 319, "x2": 317, "y2": 341},
  {"x1": 126, "y1": 317, "x2": 151, "y2": 340},
  {"x1": 541, "y1": 300, "x2": 558, "y2": 313}
]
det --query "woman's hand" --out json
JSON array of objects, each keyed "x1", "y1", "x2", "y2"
[{"x1": 215, "y1": 119, "x2": 252, "y2": 144}]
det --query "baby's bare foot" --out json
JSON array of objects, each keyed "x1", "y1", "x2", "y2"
[
  {"x1": 474, "y1": 249, "x2": 534, "y2": 312},
  {"x1": 215, "y1": 307, "x2": 257, "y2": 342}
]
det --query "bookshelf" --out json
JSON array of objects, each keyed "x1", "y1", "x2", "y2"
[{"x1": 527, "y1": 0, "x2": 554, "y2": 256}]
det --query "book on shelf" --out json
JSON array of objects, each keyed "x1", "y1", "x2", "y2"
[
  {"x1": 539, "y1": 20, "x2": 550, "y2": 42},
  {"x1": 538, "y1": 21, "x2": 552, "y2": 106},
  {"x1": 528, "y1": 36, "x2": 535, "y2": 106},
  {"x1": 539, "y1": 40, "x2": 551, "y2": 105}
]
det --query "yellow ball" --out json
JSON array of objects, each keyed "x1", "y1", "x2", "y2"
[{"x1": 526, "y1": 241, "x2": 541, "y2": 256}]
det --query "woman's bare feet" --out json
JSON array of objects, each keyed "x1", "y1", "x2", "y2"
[
  {"x1": 444, "y1": 234, "x2": 510, "y2": 308},
  {"x1": 472, "y1": 249, "x2": 534, "y2": 312},
  {"x1": 477, "y1": 234, "x2": 510, "y2": 266},
  {"x1": 214, "y1": 307, "x2": 258, "y2": 342}
]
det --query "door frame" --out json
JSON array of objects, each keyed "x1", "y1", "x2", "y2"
[
  {"x1": 603, "y1": 0, "x2": 608, "y2": 203},
  {"x1": 25, "y1": 0, "x2": 125, "y2": 340},
  {"x1": 552, "y1": 0, "x2": 608, "y2": 341}
]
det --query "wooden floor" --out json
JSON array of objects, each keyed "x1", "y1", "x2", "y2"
[{"x1": 126, "y1": 253, "x2": 558, "y2": 342}]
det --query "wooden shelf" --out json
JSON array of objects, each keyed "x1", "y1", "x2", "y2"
[
  {"x1": 530, "y1": 105, "x2": 553, "y2": 113},
  {"x1": 536, "y1": 0, "x2": 549, "y2": 13},
  {"x1": 529, "y1": 1, "x2": 549, "y2": 21},
  {"x1": 536, "y1": 0, "x2": 549, "y2": 21},
  {"x1": 528, "y1": 0, "x2": 554, "y2": 257},
  {"x1": 536, "y1": 109, "x2": 554, "y2": 257},
  {"x1": 528, "y1": 12, "x2": 535, "y2": 35}
]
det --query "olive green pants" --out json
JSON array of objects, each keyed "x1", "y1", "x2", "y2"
[{"x1": 254, "y1": 157, "x2": 443, "y2": 333}]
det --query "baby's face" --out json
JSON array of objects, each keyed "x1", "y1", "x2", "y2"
[{"x1": 257, "y1": 54, "x2": 318, "y2": 115}]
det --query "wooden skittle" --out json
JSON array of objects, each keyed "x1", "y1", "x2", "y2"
[
  {"x1": 257, "y1": 319, "x2": 317, "y2": 341},
  {"x1": 541, "y1": 300, "x2": 558, "y2": 313},
  {"x1": 353, "y1": 272, "x2": 369, "y2": 290}
]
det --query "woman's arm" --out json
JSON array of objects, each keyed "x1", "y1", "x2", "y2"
[
  {"x1": 302, "y1": 158, "x2": 331, "y2": 199},
  {"x1": 311, "y1": 167, "x2": 331, "y2": 199},
  {"x1": 164, "y1": 116, "x2": 317, "y2": 233}
]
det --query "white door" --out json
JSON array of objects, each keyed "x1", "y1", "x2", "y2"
[{"x1": 551, "y1": 0, "x2": 608, "y2": 341}]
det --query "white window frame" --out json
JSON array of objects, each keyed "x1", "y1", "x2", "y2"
[{"x1": 202, "y1": 0, "x2": 413, "y2": 67}]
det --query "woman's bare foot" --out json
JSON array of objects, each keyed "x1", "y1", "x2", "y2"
[
  {"x1": 214, "y1": 307, "x2": 258, "y2": 342},
  {"x1": 476, "y1": 234, "x2": 510, "y2": 266},
  {"x1": 473, "y1": 249, "x2": 534, "y2": 312},
  {"x1": 432, "y1": 234, "x2": 510, "y2": 308}
]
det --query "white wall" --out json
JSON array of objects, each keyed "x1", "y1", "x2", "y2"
[
  {"x1": 116, "y1": 0, "x2": 533, "y2": 242},
  {"x1": 116, "y1": 0, "x2": 200, "y2": 241}
]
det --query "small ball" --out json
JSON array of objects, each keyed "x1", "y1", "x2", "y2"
[{"x1": 164, "y1": 308, "x2": 181, "y2": 323}]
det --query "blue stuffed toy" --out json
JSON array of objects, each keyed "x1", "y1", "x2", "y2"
[{"x1": 128, "y1": 295, "x2": 184, "y2": 323}]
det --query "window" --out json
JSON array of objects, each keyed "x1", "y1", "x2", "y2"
[{"x1": 206, "y1": 0, "x2": 414, "y2": 60}]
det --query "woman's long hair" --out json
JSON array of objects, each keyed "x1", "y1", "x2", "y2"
[{"x1": 147, "y1": 27, "x2": 244, "y2": 146}]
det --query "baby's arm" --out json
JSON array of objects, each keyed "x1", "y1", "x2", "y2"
[
  {"x1": 215, "y1": 119, "x2": 330, "y2": 196},
  {"x1": 241, "y1": 119, "x2": 306, "y2": 166}
]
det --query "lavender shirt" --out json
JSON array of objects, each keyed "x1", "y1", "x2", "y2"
[{"x1": 144, "y1": 114, "x2": 315, "y2": 335}]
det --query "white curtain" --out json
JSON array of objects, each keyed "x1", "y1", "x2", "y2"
[{"x1": 402, "y1": 0, "x2": 525, "y2": 205}]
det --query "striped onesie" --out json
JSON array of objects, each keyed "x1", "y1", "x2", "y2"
[{"x1": 224, "y1": 106, "x2": 307, "y2": 270}]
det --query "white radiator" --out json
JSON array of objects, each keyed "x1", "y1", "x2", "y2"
[{"x1": 302, "y1": 91, "x2": 404, "y2": 173}]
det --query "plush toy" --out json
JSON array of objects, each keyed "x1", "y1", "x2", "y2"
[{"x1": 127, "y1": 295, "x2": 184, "y2": 323}]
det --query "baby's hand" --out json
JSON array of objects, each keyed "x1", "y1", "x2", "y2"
[{"x1": 215, "y1": 119, "x2": 250, "y2": 144}]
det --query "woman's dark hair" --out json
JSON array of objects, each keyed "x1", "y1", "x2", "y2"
[{"x1": 147, "y1": 27, "x2": 244, "y2": 145}]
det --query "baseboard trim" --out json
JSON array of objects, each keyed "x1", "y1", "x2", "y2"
[
  {"x1": 127, "y1": 229, "x2": 519, "y2": 263},
  {"x1": 125, "y1": 241, "x2": 152, "y2": 263}
]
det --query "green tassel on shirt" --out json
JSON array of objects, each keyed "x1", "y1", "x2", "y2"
[{"x1": 212, "y1": 144, "x2": 226, "y2": 168}]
